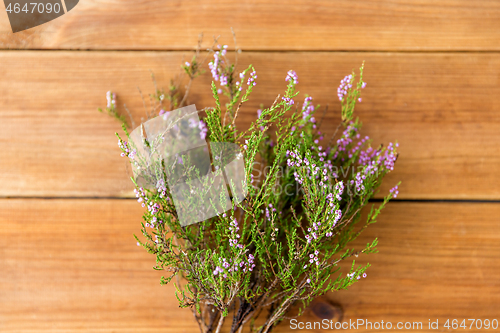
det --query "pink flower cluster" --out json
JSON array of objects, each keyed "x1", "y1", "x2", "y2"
[
  {"x1": 350, "y1": 172, "x2": 366, "y2": 193},
  {"x1": 156, "y1": 178, "x2": 167, "y2": 198},
  {"x1": 358, "y1": 146, "x2": 379, "y2": 166},
  {"x1": 228, "y1": 216, "x2": 244, "y2": 249},
  {"x1": 359, "y1": 141, "x2": 398, "y2": 174},
  {"x1": 247, "y1": 70, "x2": 257, "y2": 86},
  {"x1": 147, "y1": 200, "x2": 160, "y2": 216},
  {"x1": 304, "y1": 208, "x2": 341, "y2": 243},
  {"x1": 301, "y1": 96, "x2": 314, "y2": 120},
  {"x1": 347, "y1": 272, "x2": 367, "y2": 280},
  {"x1": 118, "y1": 139, "x2": 136, "y2": 159},
  {"x1": 304, "y1": 228, "x2": 318, "y2": 244},
  {"x1": 337, "y1": 74, "x2": 353, "y2": 101},
  {"x1": 337, "y1": 75, "x2": 366, "y2": 102},
  {"x1": 282, "y1": 96, "x2": 294, "y2": 106},
  {"x1": 285, "y1": 150, "x2": 344, "y2": 241},
  {"x1": 286, "y1": 150, "x2": 305, "y2": 184},
  {"x1": 389, "y1": 185, "x2": 399, "y2": 198},
  {"x1": 256, "y1": 109, "x2": 265, "y2": 131},
  {"x1": 285, "y1": 70, "x2": 298, "y2": 85},
  {"x1": 235, "y1": 71, "x2": 246, "y2": 92},
  {"x1": 331, "y1": 120, "x2": 398, "y2": 177},
  {"x1": 265, "y1": 204, "x2": 276, "y2": 220},
  {"x1": 307, "y1": 250, "x2": 320, "y2": 266},
  {"x1": 147, "y1": 215, "x2": 163, "y2": 228},
  {"x1": 134, "y1": 187, "x2": 147, "y2": 208},
  {"x1": 199, "y1": 120, "x2": 208, "y2": 140},
  {"x1": 325, "y1": 209, "x2": 342, "y2": 237},
  {"x1": 134, "y1": 187, "x2": 163, "y2": 228},
  {"x1": 208, "y1": 45, "x2": 228, "y2": 84},
  {"x1": 286, "y1": 150, "x2": 303, "y2": 168},
  {"x1": 348, "y1": 135, "x2": 369, "y2": 159},
  {"x1": 106, "y1": 91, "x2": 116, "y2": 108},
  {"x1": 187, "y1": 117, "x2": 208, "y2": 140},
  {"x1": 317, "y1": 145, "x2": 328, "y2": 163},
  {"x1": 382, "y1": 143, "x2": 398, "y2": 171},
  {"x1": 213, "y1": 253, "x2": 255, "y2": 279},
  {"x1": 333, "y1": 181, "x2": 344, "y2": 201},
  {"x1": 287, "y1": 150, "x2": 332, "y2": 188},
  {"x1": 333, "y1": 123, "x2": 358, "y2": 160}
]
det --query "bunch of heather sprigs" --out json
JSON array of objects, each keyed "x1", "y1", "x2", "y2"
[{"x1": 100, "y1": 34, "x2": 400, "y2": 333}]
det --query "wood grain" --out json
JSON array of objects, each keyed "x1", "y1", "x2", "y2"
[
  {"x1": 0, "y1": 1, "x2": 498, "y2": 332},
  {"x1": 0, "y1": 0, "x2": 499, "y2": 51},
  {"x1": 1, "y1": 200, "x2": 499, "y2": 332},
  {"x1": 0, "y1": 51, "x2": 499, "y2": 199}
]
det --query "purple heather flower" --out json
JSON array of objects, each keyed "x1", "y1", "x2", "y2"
[
  {"x1": 337, "y1": 74, "x2": 353, "y2": 101},
  {"x1": 301, "y1": 96, "x2": 314, "y2": 120},
  {"x1": 198, "y1": 120, "x2": 208, "y2": 140},
  {"x1": 380, "y1": 142, "x2": 398, "y2": 171},
  {"x1": 188, "y1": 117, "x2": 199, "y2": 128},
  {"x1": 220, "y1": 75, "x2": 228, "y2": 86},
  {"x1": 134, "y1": 187, "x2": 148, "y2": 208},
  {"x1": 282, "y1": 96, "x2": 294, "y2": 106},
  {"x1": 106, "y1": 91, "x2": 116, "y2": 108},
  {"x1": 285, "y1": 70, "x2": 299, "y2": 85},
  {"x1": 389, "y1": 185, "x2": 399, "y2": 198},
  {"x1": 118, "y1": 139, "x2": 137, "y2": 160},
  {"x1": 156, "y1": 178, "x2": 167, "y2": 198},
  {"x1": 247, "y1": 71, "x2": 257, "y2": 86},
  {"x1": 361, "y1": 82, "x2": 367, "y2": 89},
  {"x1": 351, "y1": 171, "x2": 366, "y2": 194}
]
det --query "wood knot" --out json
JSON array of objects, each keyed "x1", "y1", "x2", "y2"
[{"x1": 309, "y1": 298, "x2": 343, "y2": 323}]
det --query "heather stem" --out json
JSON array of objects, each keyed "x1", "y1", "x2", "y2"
[{"x1": 215, "y1": 313, "x2": 225, "y2": 333}]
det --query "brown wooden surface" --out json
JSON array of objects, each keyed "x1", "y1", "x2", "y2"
[
  {"x1": 0, "y1": 0, "x2": 500, "y2": 51},
  {"x1": 1, "y1": 1, "x2": 499, "y2": 332},
  {"x1": 1, "y1": 200, "x2": 499, "y2": 332},
  {"x1": 1, "y1": 52, "x2": 499, "y2": 199}
]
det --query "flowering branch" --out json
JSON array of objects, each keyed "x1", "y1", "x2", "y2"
[{"x1": 100, "y1": 34, "x2": 400, "y2": 333}]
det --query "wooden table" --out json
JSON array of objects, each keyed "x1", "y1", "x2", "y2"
[{"x1": 0, "y1": 1, "x2": 499, "y2": 332}]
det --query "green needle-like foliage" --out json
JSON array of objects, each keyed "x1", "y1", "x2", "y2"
[{"x1": 102, "y1": 35, "x2": 400, "y2": 333}]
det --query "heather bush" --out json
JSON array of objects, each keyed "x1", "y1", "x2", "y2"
[{"x1": 101, "y1": 35, "x2": 400, "y2": 333}]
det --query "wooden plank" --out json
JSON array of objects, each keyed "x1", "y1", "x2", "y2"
[
  {"x1": 0, "y1": 0, "x2": 500, "y2": 51},
  {"x1": 0, "y1": 198, "x2": 197, "y2": 332},
  {"x1": 1, "y1": 200, "x2": 499, "y2": 332},
  {"x1": 329, "y1": 202, "x2": 500, "y2": 331},
  {"x1": 0, "y1": 51, "x2": 499, "y2": 199}
]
